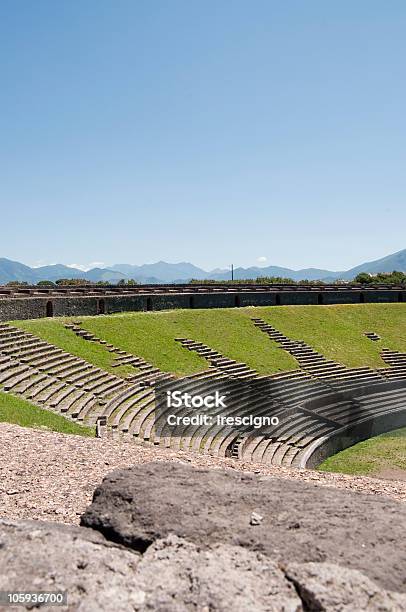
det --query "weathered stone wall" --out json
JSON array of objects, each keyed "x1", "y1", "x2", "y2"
[
  {"x1": 52, "y1": 297, "x2": 99, "y2": 317},
  {"x1": 319, "y1": 290, "x2": 362, "y2": 304},
  {"x1": 302, "y1": 407, "x2": 406, "y2": 469},
  {"x1": 0, "y1": 297, "x2": 99, "y2": 321},
  {"x1": 0, "y1": 289, "x2": 405, "y2": 322},
  {"x1": 0, "y1": 298, "x2": 48, "y2": 321},
  {"x1": 103, "y1": 295, "x2": 147, "y2": 314}
]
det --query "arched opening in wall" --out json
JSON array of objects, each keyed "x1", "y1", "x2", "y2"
[
  {"x1": 360, "y1": 292, "x2": 365, "y2": 303},
  {"x1": 399, "y1": 292, "x2": 404, "y2": 303},
  {"x1": 97, "y1": 298, "x2": 105, "y2": 315},
  {"x1": 234, "y1": 294, "x2": 241, "y2": 307},
  {"x1": 275, "y1": 294, "x2": 281, "y2": 305},
  {"x1": 146, "y1": 297, "x2": 152, "y2": 311},
  {"x1": 317, "y1": 293, "x2": 323, "y2": 305},
  {"x1": 189, "y1": 296, "x2": 195, "y2": 309},
  {"x1": 46, "y1": 301, "x2": 54, "y2": 317},
  {"x1": 225, "y1": 436, "x2": 239, "y2": 458}
]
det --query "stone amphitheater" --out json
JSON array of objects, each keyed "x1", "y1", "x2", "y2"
[
  {"x1": 1, "y1": 291, "x2": 406, "y2": 610},
  {"x1": 0, "y1": 310, "x2": 405, "y2": 469}
]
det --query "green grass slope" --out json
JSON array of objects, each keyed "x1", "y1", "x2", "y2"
[
  {"x1": 15, "y1": 309, "x2": 296, "y2": 376},
  {"x1": 12, "y1": 320, "x2": 134, "y2": 377},
  {"x1": 257, "y1": 303, "x2": 406, "y2": 368},
  {"x1": 318, "y1": 427, "x2": 406, "y2": 478},
  {"x1": 0, "y1": 391, "x2": 95, "y2": 436},
  {"x1": 12, "y1": 303, "x2": 406, "y2": 376}
]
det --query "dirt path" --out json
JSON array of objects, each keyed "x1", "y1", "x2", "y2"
[
  {"x1": 1, "y1": 423, "x2": 405, "y2": 525},
  {"x1": 375, "y1": 467, "x2": 406, "y2": 481}
]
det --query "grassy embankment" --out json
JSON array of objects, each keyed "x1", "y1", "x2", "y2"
[
  {"x1": 15, "y1": 309, "x2": 296, "y2": 376},
  {"x1": 318, "y1": 427, "x2": 406, "y2": 478},
  {"x1": 0, "y1": 391, "x2": 95, "y2": 436},
  {"x1": 14, "y1": 303, "x2": 406, "y2": 375},
  {"x1": 258, "y1": 303, "x2": 406, "y2": 369},
  {"x1": 11, "y1": 320, "x2": 134, "y2": 377}
]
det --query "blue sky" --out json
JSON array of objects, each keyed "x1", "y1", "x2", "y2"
[{"x1": 0, "y1": 0, "x2": 405, "y2": 272}]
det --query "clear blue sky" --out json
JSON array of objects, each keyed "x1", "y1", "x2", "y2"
[{"x1": 1, "y1": 0, "x2": 405, "y2": 272}]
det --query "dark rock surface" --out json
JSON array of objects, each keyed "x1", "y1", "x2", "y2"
[
  {"x1": 135, "y1": 534, "x2": 301, "y2": 611},
  {"x1": 81, "y1": 461, "x2": 406, "y2": 592},
  {"x1": 0, "y1": 520, "x2": 301, "y2": 611},
  {"x1": 2, "y1": 520, "x2": 406, "y2": 611},
  {"x1": 0, "y1": 519, "x2": 142, "y2": 611},
  {"x1": 284, "y1": 562, "x2": 406, "y2": 611},
  {"x1": 3, "y1": 461, "x2": 406, "y2": 611}
]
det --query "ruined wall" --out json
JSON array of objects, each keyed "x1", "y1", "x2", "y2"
[
  {"x1": 0, "y1": 289, "x2": 405, "y2": 322},
  {"x1": 0, "y1": 298, "x2": 49, "y2": 321}
]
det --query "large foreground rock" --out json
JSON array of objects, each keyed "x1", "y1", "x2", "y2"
[
  {"x1": 0, "y1": 520, "x2": 299, "y2": 611},
  {"x1": 0, "y1": 519, "x2": 142, "y2": 611},
  {"x1": 284, "y1": 563, "x2": 406, "y2": 611},
  {"x1": 136, "y1": 535, "x2": 300, "y2": 611},
  {"x1": 2, "y1": 519, "x2": 406, "y2": 611},
  {"x1": 81, "y1": 461, "x2": 406, "y2": 592}
]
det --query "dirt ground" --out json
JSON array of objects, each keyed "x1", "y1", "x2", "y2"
[
  {"x1": 1, "y1": 423, "x2": 405, "y2": 525},
  {"x1": 375, "y1": 467, "x2": 406, "y2": 481}
]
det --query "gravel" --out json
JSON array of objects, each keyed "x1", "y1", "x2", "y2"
[{"x1": 0, "y1": 423, "x2": 405, "y2": 525}]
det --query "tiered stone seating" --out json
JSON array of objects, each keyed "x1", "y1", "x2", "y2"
[
  {"x1": 211, "y1": 377, "x2": 341, "y2": 462},
  {"x1": 101, "y1": 386, "x2": 149, "y2": 426},
  {"x1": 65, "y1": 323, "x2": 174, "y2": 387},
  {"x1": 364, "y1": 331, "x2": 381, "y2": 341},
  {"x1": 295, "y1": 383, "x2": 406, "y2": 468},
  {"x1": 252, "y1": 318, "x2": 387, "y2": 388},
  {"x1": 82, "y1": 370, "x2": 224, "y2": 440},
  {"x1": 175, "y1": 338, "x2": 259, "y2": 379},
  {"x1": 380, "y1": 348, "x2": 406, "y2": 380},
  {"x1": 158, "y1": 375, "x2": 249, "y2": 452},
  {"x1": 2, "y1": 320, "x2": 405, "y2": 471},
  {"x1": 0, "y1": 324, "x2": 129, "y2": 426},
  {"x1": 141, "y1": 369, "x2": 230, "y2": 449},
  {"x1": 104, "y1": 368, "x2": 224, "y2": 444},
  {"x1": 170, "y1": 323, "x2": 406, "y2": 468},
  {"x1": 0, "y1": 323, "x2": 209, "y2": 442}
]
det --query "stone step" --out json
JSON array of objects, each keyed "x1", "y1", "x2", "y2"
[
  {"x1": 3, "y1": 369, "x2": 36, "y2": 391},
  {"x1": 18, "y1": 374, "x2": 51, "y2": 396},
  {"x1": 65, "y1": 367, "x2": 100, "y2": 384},
  {"x1": 0, "y1": 365, "x2": 30, "y2": 385},
  {"x1": 25, "y1": 376, "x2": 62, "y2": 403},
  {"x1": 33, "y1": 381, "x2": 66, "y2": 403},
  {"x1": 46, "y1": 359, "x2": 84, "y2": 376},
  {"x1": 50, "y1": 386, "x2": 78, "y2": 408},
  {"x1": 83, "y1": 374, "x2": 116, "y2": 392},
  {"x1": 92, "y1": 379, "x2": 127, "y2": 397}
]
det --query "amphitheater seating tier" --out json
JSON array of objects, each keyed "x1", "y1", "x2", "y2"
[{"x1": 1, "y1": 319, "x2": 406, "y2": 468}]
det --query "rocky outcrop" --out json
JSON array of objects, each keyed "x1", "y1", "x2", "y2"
[
  {"x1": 2, "y1": 519, "x2": 406, "y2": 611},
  {"x1": 284, "y1": 562, "x2": 406, "y2": 611},
  {"x1": 0, "y1": 519, "x2": 303, "y2": 611},
  {"x1": 81, "y1": 461, "x2": 406, "y2": 593},
  {"x1": 135, "y1": 535, "x2": 300, "y2": 611},
  {"x1": 0, "y1": 519, "x2": 142, "y2": 611},
  {"x1": 2, "y1": 462, "x2": 406, "y2": 610}
]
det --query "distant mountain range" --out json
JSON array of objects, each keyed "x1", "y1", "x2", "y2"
[{"x1": 0, "y1": 248, "x2": 405, "y2": 285}]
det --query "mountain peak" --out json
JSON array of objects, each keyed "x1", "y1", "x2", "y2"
[{"x1": 0, "y1": 249, "x2": 405, "y2": 285}]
